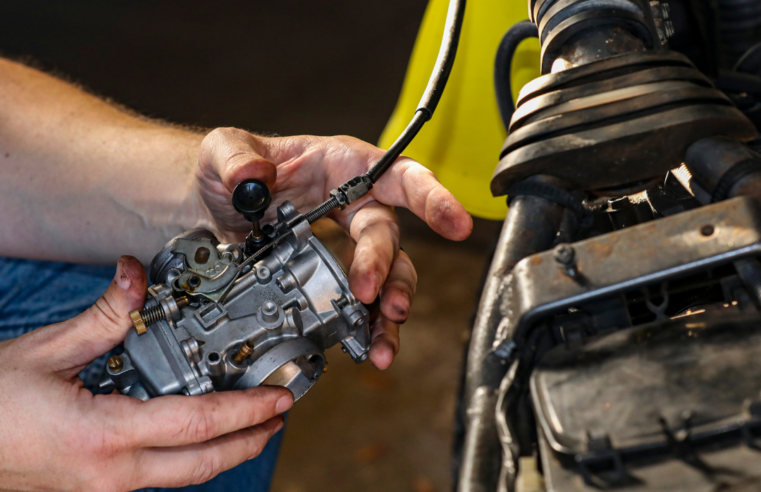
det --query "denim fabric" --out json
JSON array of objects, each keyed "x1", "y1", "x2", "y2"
[{"x1": 0, "y1": 257, "x2": 281, "y2": 492}]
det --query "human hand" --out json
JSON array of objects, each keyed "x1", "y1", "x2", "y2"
[
  {"x1": 0, "y1": 256, "x2": 293, "y2": 491},
  {"x1": 194, "y1": 129, "x2": 473, "y2": 370}
]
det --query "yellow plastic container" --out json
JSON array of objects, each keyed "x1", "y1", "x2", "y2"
[{"x1": 380, "y1": 0, "x2": 540, "y2": 220}]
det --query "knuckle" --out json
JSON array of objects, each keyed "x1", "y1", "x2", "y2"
[
  {"x1": 192, "y1": 453, "x2": 224, "y2": 484},
  {"x1": 203, "y1": 127, "x2": 251, "y2": 153},
  {"x1": 90, "y1": 296, "x2": 126, "y2": 336},
  {"x1": 246, "y1": 438, "x2": 266, "y2": 460},
  {"x1": 74, "y1": 421, "x2": 125, "y2": 462},
  {"x1": 185, "y1": 405, "x2": 218, "y2": 443},
  {"x1": 208, "y1": 126, "x2": 239, "y2": 140}
]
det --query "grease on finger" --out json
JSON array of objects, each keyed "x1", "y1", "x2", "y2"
[
  {"x1": 369, "y1": 315, "x2": 400, "y2": 370},
  {"x1": 379, "y1": 250, "x2": 416, "y2": 324}
]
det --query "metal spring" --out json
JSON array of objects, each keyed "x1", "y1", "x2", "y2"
[{"x1": 140, "y1": 304, "x2": 166, "y2": 325}]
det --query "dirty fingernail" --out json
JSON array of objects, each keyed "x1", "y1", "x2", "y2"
[{"x1": 115, "y1": 256, "x2": 131, "y2": 290}]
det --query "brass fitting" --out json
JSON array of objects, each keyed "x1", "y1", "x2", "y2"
[
  {"x1": 108, "y1": 355, "x2": 123, "y2": 372},
  {"x1": 233, "y1": 340, "x2": 254, "y2": 364},
  {"x1": 130, "y1": 296, "x2": 189, "y2": 335}
]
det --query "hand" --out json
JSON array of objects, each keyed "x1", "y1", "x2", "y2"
[
  {"x1": 195, "y1": 129, "x2": 473, "y2": 370},
  {"x1": 0, "y1": 256, "x2": 293, "y2": 491}
]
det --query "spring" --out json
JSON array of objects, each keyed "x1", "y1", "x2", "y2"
[{"x1": 140, "y1": 304, "x2": 166, "y2": 325}]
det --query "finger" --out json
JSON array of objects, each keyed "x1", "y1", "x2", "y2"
[
  {"x1": 347, "y1": 203, "x2": 399, "y2": 304},
  {"x1": 379, "y1": 251, "x2": 417, "y2": 324},
  {"x1": 31, "y1": 256, "x2": 147, "y2": 375},
  {"x1": 104, "y1": 386, "x2": 292, "y2": 449},
  {"x1": 369, "y1": 315, "x2": 400, "y2": 371},
  {"x1": 370, "y1": 157, "x2": 473, "y2": 241},
  {"x1": 133, "y1": 416, "x2": 285, "y2": 489},
  {"x1": 198, "y1": 127, "x2": 278, "y2": 191}
]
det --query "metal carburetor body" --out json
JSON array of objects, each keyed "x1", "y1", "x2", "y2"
[{"x1": 102, "y1": 193, "x2": 370, "y2": 402}]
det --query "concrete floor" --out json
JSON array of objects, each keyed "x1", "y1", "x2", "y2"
[{"x1": 271, "y1": 213, "x2": 501, "y2": 492}]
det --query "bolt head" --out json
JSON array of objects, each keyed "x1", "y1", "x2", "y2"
[
  {"x1": 554, "y1": 243, "x2": 576, "y2": 265},
  {"x1": 256, "y1": 266, "x2": 271, "y2": 282}
]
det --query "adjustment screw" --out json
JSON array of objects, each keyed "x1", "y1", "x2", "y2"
[
  {"x1": 130, "y1": 310, "x2": 147, "y2": 335},
  {"x1": 108, "y1": 355, "x2": 123, "y2": 372},
  {"x1": 130, "y1": 296, "x2": 189, "y2": 335}
]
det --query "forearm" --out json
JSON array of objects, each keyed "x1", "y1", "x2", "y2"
[{"x1": 0, "y1": 58, "x2": 209, "y2": 264}]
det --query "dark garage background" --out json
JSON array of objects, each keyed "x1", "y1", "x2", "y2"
[
  {"x1": 0, "y1": 1, "x2": 427, "y2": 141},
  {"x1": 0, "y1": 3, "x2": 500, "y2": 491}
]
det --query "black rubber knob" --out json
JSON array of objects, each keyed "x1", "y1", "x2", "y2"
[{"x1": 232, "y1": 179, "x2": 272, "y2": 223}]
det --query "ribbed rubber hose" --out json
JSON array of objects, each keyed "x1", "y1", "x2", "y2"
[{"x1": 494, "y1": 20, "x2": 538, "y2": 130}]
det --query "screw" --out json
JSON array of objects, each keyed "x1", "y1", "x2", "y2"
[
  {"x1": 553, "y1": 243, "x2": 584, "y2": 282},
  {"x1": 233, "y1": 340, "x2": 254, "y2": 364},
  {"x1": 108, "y1": 355, "x2": 123, "y2": 372},
  {"x1": 554, "y1": 243, "x2": 576, "y2": 266},
  {"x1": 130, "y1": 296, "x2": 189, "y2": 335}
]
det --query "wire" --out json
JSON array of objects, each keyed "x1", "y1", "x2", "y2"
[
  {"x1": 301, "y1": 0, "x2": 468, "y2": 226},
  {"x1": 367, "y1": 0, "x2": 466, "y2": 183},
  {"x1": 494, "y1": 20, "x2": 538, "y2": 130},
  {"x1": 366, "y1": 110, "x2": 428, "y2": 182}
]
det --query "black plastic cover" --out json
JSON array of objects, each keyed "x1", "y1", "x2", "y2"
[{"x1": 532, "y1": 312, "x2": 761, "y2": 459}]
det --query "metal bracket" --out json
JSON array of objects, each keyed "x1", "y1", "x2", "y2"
[{"x1": 494, "y1": 197, "x2": 761, "y2": 356}]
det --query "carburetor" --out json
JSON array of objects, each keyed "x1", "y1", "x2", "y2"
[{"x1": 101, "y1": 180, "x2": 370, "y2": 401}]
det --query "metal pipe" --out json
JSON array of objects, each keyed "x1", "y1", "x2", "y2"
[{"x1": 459, "y1": 177, "x2": 565, "y2": 492}]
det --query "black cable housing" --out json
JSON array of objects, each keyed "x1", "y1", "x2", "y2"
[
  {"x1": 302, "y1": 0, "x2": 467, "y2": 225},
  {"x1": 494, "y1": 20, "x2": 538, "y2": 130},
  {"x1": 366, "y1": 110, "x2": 429, "y2": 182}
]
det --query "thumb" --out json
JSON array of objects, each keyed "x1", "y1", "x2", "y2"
[
  {"x1": 199, "y1": 128, "x2": 278, "y2": 191},
  {"x1": 44, "y1": 256, "x2": 147, "y2": 375}
]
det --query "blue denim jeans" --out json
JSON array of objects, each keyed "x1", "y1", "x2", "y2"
[{"x1": 0, "y1": 257, "x2": 281, "y2": 492}]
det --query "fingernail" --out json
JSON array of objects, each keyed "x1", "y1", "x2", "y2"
[
  {"x1": 114, "y1": 257, "x2": 131, "y2": 290},
  {"x1": 273, "y1": 419, "x2": 285, "y2": 434},
  {"x1": 276, "y1": 394, "x2": 293, "y2": 413}
]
